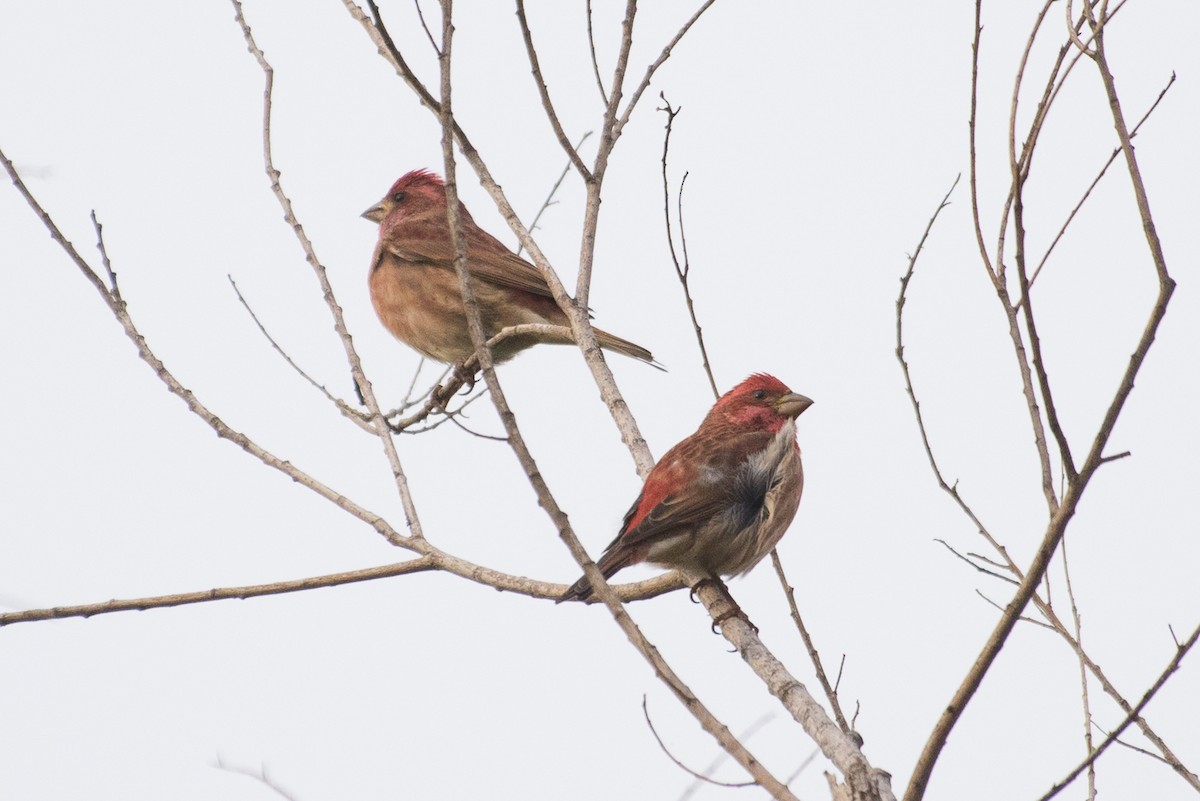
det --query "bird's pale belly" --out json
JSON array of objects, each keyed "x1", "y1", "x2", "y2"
[{"x1": 369, "y1": 260, "x2": 554, "y2": 363}]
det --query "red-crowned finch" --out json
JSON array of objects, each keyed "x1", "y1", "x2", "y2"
[
  {"x1": 362, "y1": 169, "x2": 656, "y2": 366},
  {"x1": 561, "y1": 374, "x2": 813, "y2": 602}
]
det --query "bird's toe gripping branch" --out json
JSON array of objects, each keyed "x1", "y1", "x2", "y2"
[{"x1": 691, "y1": 576, "x2": 758, "y2": 635}]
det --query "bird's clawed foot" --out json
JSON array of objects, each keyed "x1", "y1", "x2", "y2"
[
  {"x1": 432, "y1": 364, "x2": 477, "y2": 410},
  {"x1": 689, "y1": 577, "x2": 758, "y2": 635},
  {"x1": 689, "y1": 576, "x2": 722, "y2": 603}
]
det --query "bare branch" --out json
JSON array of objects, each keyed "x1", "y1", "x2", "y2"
[
  {"x1": 1038, "y1": 622, "x2": 1200, "y2": 801},
  {"x1": 348, "y1": 0, "x2": 656, "y2": 477},
  {"x1": 514, "y1": 0, "x2": 592, "y2": 180},
  {"x1": 413, "y1": 0, "x2": 441, "y2": 54},
  {"x1": 1027, "y1": 72, "x2": 1176, "y2": 292},
  {"x1": 771, "y1": 551, "x2": 852, "y2": 733},
  {"x1": 516, "y1": 131, "x2": 594, "y2": 257},
  {"x1": 659, "y1": 96, "x2": 718, "y2": 399},
  {"x1": 584, "y1": 0, "x2": 609, "y2": 105},
  {"x1": 430, "y1": 8, "x2": 798, "y2": 797},
  {"x1": 215, "y1": 758, "x2": 301, "y2": 801},
  {"x1": 0, "y1": 561, "x2": 434, "y2": 627},
  {"x1": 1061, "y1": 536, "x2": 1098, "y2": 799},
  {"x1": 689, "y1": 577, "x2": 896, "y2": 801},
  {"x1": 677, "y1": 714, "x2": 781, "y2": 801},
  {"x1": 228, "y1": 275, "x2": 374, "y2": 432},
  {"x1": 230, "y1": 0, "x2": 428, "y2": 541},
  {"x1": 641, "y1": 697, "x2": 756, "y2": 789},
  {"x1": 934, "y1": 539, "x2": 1018, "y2": 586}
]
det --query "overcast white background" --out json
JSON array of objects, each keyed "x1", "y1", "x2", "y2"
[{"x1": 1, "y1": 2, "x2": 1197, "y2": 800}]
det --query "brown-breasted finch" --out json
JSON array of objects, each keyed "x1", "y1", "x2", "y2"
[
  {"x1": 561, "y1": 374, "x2": 813, "y2": 602},
  {"x1": 362, "y1": 170, "x2": 656, "y2": 366}
]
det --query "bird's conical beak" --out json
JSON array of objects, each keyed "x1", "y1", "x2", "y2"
[
  {"x1": 774, "y1": 393, "x2": 814, "y2": 419},
  {"x1": 361, "y1": 201, "x2": 388, "y2": 223}
]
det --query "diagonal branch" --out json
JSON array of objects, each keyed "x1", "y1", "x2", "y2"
[
  {"x1": 231, "y1": 0, "x2": 427, "y2": 539},
  {"x1": 1038, "y1": 622, "x2": 1200, "y2": 801},
  {"x1": 659, "y1": 96, "x2": 718, "y2": 399},
  {"x1": 690, "y1": 577, "x2": 895, "y2": 801},
  {"x1": 514, "y1": 0, "x2": 592, "y2": 180},
  {"x1": 348, "y1": 0, "x2": 655, "y2": 476},
  {"x1": 430, "y1": 7, "x2": 796, "y2": 798}
]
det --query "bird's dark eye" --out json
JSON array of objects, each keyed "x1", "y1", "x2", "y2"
[
  {"x1": 753, "y1": 389, "x2": 767, "y2": 400},
  {"x1": 392, "y1": 191, "x2": 407, "y2": 204}
]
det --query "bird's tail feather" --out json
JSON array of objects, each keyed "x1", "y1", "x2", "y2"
[
  {"x1": 558, "y1": 551, "x2": 629, "y2": 603},
  {"x1": 593, "y1": 327, "x2": 663, "y2": 370}
]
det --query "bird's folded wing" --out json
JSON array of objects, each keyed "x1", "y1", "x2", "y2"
[
  {"x1": 463, "y1": 226, "x2": 556, "y2": 298},
  {"x1": 382, "y1": 215, "x2": 562, "y2": 300},
  {"x1": 616, "y1": 429, "x2": 776, "y2": 549}
]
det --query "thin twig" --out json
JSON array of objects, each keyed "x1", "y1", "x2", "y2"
[
  {"x1": 228, "y1": 275, "x2": 373, "y2": 432},
  {"x1": 902, "y1": 5, "x2": 1178, "y2": 787},
  {"x1": 676, "y1": 713, "x2": 779, "y2": 801},
  {"x1": 0, "y1": 560, "x2": 434, "y2": 626},
  {"x1": 1061, "y1": 535, "x2": 1097, "y2": 799},
  {"x1": 641, "y1": 697, "x2": 756, "y2": 789},
  {"x1": 517, "y1": 131, "x2": 594, "y2": 257},
  {"x1": 771, "y1": 551, "x2": 851, "y2": 733},
  {"x1": 413, "y1": 0, "x2": 441, "y2": 54},
  {"x1": 688, "y1": 577, "x2": 895, "y2": 801},
  {"x1": 934, "y1": 539, "x2": 1018, "y2": 586},
  {"x1": 659, "y1": 96, "x2": 718, "y2": 399},
  {"x1": 353, "y1": 0, "x2": 656, "y2": 477},
  {"x1": 1038, "y1": 622, "x2": 1200, "y2": 801},
  {"x1": 230, "y1": 0, "x2": 427, "y2": 538},
  {"x1": 1027, "y1": 72, "x2": 1176, "y2": 291},
  {"x1": 432, "y1": 7, "x2": 798, "y2": 798},
  {"x1": 215, "y1": 758, "x2": 300, "y2": 801},
  {"x1": 514, "y1": 0, "x2": 592, "y2": 180},
  {"x1": 584, "y1": 0, "x2": 609, "y2": 105}
]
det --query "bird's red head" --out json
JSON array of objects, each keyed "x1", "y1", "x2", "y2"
[
  {"x1": 706, "y1": 373, "x2": 813, "y2": 433},
  {"x1": 361, "y1": 168, "x2": 449, "y2": 226}
]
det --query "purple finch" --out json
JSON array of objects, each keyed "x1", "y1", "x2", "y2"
[
  {"x1": 562, "y1": 374, "x2": 813, "y2": 602},
  {"x1": 362, "y1": 170, "x2": 656, "y2": 366}
]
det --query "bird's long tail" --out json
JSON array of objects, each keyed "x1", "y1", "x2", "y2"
[
  {"x1": 593, "y1": 327, "x2": 661, "y2": 369},
  {"x1": 558, "y1": 551, "x2": 630, "y2": 603}
]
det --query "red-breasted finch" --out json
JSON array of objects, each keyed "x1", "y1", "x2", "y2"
[
  {"x1": 561, "y1": 374, "x2": 813, "y2": 602},
  {"x1": 362, "y1": 169, "x2": 656, "y2": 366}
]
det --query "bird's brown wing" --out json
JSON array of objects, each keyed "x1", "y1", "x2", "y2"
[
  {"x1": 381, "y1": 215, "x2": 555, "y2": 299},
  {"x1": 462, "y1": 224, "x2": 556, "y2": 298},
  {"x1": 612, "y1": 428, "x2": 775, "y2": 552}
]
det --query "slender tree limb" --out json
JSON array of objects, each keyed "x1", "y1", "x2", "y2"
[
  {"x1": 934, "y1": 539, "x2": 1018, "y2": 586},
  {"x1": 0, "y1": 561, "x2": 686, "y2": 628},
  {"x1": 584, "y1": 0, "x2": 609, "y2": 105},
  {"x1": 1038, "y1": 622, "x2": 1200, "y2": 801},
  {"x1": 676, "y1": 714, "x2": 782, "y2": 801},
  {"x1": 1027, "y1": 72, "x2": 1175, "y2": 292},
  {"x1": 231, "y1": 0, "x2": 428, "y2": 543},
  {"x1": 690, "y1": 577, "x2": 895, "y2": 801},
  {"x1": 771, "y1": 552, "x2": 852, "y2": 734},
  {"x1": 514, "y1": 0, "x2": 592, "y2": 180},
  {"x1": 0, "y1": 561, "x2": 435, "y2": 626},
  {"x1": 516, "y1": 131, "x2": 593, "y2": 257},
  {"x1": 641, "y1": 697, "x2": 756, "y2": 789},
  {"x1": 576, "y1": 0, "x2": 719, "y2": 311},
  {"x1": 228, "y1": 275, "x2": 376, "y2": 433},
  {"x1": 901, "y1": 37, "x2": 1181, "y2": 782},
  {"x1": 412, "y1": 0, "x2": 441, "y2": 55},
  {"x1": 215, "y1": 758, "x2": 301, "y2": 801},
  {"x1": 349, "y1": 0, "x2": 656, "y2": 476},
  {"x1": 1061, "y1": 536, "x2": 1098, "y2": 799},
  {"x1": 430, "y1": 9, "x2": 797, "y2": 797},
  {"x1": 659, "y1": 96, "x2": 718, "y2": 399},
  {"x1": 897, "y1": 157, "x2": 1194, "y2": 790}
]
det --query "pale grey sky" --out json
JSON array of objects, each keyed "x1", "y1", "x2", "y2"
[{"x1": 1, "y1": 2, "x2": 1197, "y2": 800}]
